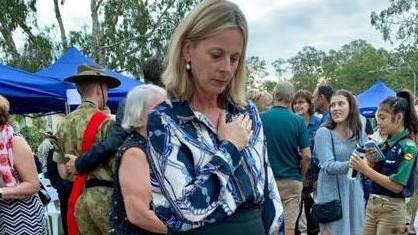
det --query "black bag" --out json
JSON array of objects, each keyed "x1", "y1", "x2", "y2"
[
  {"x1": 311, "y1": 199, "x2": 342, "y2": 223},
  {"x1": 311, "y1": 129, "x2": 343, "y2": 224},
  {"x1": 38, "y1": 187, "x2": 51, "y2": 206}
]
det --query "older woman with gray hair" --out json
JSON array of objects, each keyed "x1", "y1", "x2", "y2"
[{"x1": 109, "y1": 84, "x2": 167, "y2": 235}]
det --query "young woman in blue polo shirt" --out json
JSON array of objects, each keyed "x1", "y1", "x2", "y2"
[{"x1": 351, "y1": 90, "x2": 418, "y2": 235}]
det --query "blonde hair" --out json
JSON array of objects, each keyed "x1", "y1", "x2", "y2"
[
  {"x1": 163, "y1": 0, "x2": 248, "y2": 107},
  {"x1": 248, "y1": 89, "x2": 273, "y2": 112},
  {"x1": 0, "y1": 95, "x2": 10, "y2": 125}
]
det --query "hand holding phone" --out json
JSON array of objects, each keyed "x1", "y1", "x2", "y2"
[{"x1": 364, "y1": 140, "x2": 385, "y2": 162}]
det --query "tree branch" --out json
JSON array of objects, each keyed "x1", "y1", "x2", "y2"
[
  {"x1": 0, "y1": 24, "x2": 20, "y2": 61},
  {"x1": 97, "y1": 0, "x2": 175, "y2": 54}
]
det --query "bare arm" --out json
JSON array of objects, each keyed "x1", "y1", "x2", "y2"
[
  {"x1": 1, "y1": 136, "x2": 40, "y2": 200},
  {"x1": 120, "y1": 147, "x2": 167, "y2": 233},
  {"x1": 300, "y1": 147, "x2": 311, "y2": 178}
]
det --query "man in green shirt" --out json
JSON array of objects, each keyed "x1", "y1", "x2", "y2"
[{"x1": 261, "y1": 80, "x2": 311, "y2": 235}]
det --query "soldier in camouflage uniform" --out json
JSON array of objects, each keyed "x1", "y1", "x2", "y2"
[{"x1": 53, "y1": 64, "x2": 120, "y2": 235}]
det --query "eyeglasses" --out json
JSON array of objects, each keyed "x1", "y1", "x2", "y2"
[{"x1": 293, "y1": 100, "x2": 307, "y2": 105}]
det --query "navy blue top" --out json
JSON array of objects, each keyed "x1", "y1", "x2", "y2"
[{"x1": 371, "y1": 130, "x2": 417, "y2": 198}]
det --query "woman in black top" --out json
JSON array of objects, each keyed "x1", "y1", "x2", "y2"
[{"x1": 109, "y1": 84, "x2": 167, "y2": 234}]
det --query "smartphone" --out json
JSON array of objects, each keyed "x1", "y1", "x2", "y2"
[{"x1": 364, "y1": 140, "x2": 385, "y2": 162}]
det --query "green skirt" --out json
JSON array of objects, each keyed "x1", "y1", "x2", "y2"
[{"x1": 168, "y1": 207, "x2": 264, "y2": 235}]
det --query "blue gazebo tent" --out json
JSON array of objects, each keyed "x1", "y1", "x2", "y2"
[
  {"x1": 36, "y1": 47, "x2": 142, "y2": 113},
  {"x1": 0, "y1": 64, "x2": 66, "y2": 114},
  {"x1": 357, "y1": 80, "x2": 396, "y2": 118}
]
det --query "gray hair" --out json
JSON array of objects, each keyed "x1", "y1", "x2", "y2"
[
  {"x1": 121, "y1": 84, "x2": 166, "y2": 130},
  {"x1": 273, "y1": 80, "x2": 294, "y2": 102}
]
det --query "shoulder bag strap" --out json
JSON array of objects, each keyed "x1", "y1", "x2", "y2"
[{"x1": 329, "y1": 129, "x2": 342, "y2": 202}]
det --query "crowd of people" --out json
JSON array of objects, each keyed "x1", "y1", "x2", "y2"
[{"x1": 0, "y1": 0, "x2": 417, "y2": 235}]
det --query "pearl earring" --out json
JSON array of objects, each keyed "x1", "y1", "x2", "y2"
[{"x1": 186, "y1": 62, "x2": 191, "y2": 70}]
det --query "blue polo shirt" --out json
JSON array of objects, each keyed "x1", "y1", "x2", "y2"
[
  {"x1": 371, "y1": 129, "x2": 418, "y2": 198},
  {"x1": 261, "y1": 106, "x2": 310, "y2": 181},
  {"x1": 307, "y1": 115, "x2": 321, "y2": 150},
  {"x1": 319, "y1": 110, "x2": 330, "y2": 127}
]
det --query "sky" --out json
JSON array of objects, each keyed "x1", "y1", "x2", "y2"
[{"x1": 35, "y1": 0, "x2": 394, "y2": 71}]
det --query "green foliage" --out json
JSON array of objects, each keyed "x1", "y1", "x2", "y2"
[
  {"x1": 18, "y1": 126, "x2": 43, "y2": 151},
  {"x1": 0, "y1": 0, "x2": 200, "y2": 77},
  {"x1": 9, "y1": 115, "x2": 46, "y2": 151},
  {"x1": 334, "y1": 41, "x2": 389, "y2": 94},
  {"x1": 81, "y1": 0, "x2": 201, "y2": 78},
  {"x1": 260, "y1": 80, "x2": 277, "y2": 93},
  {"x1": 271, "y1": 58, "x2": 288, "y2": 78},
  {"x1": 287, "y1": 46, "x2": 326, "y2": 91},
  {"x1": 246, "y1": 56, "x2": 270, "y2": 87},
  {"x1": 274, "y1": 39, "x2": 418, "y2": 94},
  {"x1": 371, "y1": 0, "x2": 418, "y2": 45}
]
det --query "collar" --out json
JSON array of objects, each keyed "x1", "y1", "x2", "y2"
[
  {"x1": 387, "y1": 129, "x2": 409, "y2": 147},
  {"x1": 80, "y1": 100, "x2": 97, "y2": 108},
  {"x1": 308, "y1": 115, "x2": 321, "y2": 127},
  {"x1": 271, "y1": 105, "x2": 289, "y2": 110},
  {"x1": 322, "y1": 110, "x2": 330, "y2": 119}
]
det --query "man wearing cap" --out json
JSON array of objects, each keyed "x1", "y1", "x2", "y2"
[
  {"x1": 53, "y1": 64, "x2": 120, "y2": 235},
  {"x1": 37, "y1": 131, "x2": 56, "y2": 172}
]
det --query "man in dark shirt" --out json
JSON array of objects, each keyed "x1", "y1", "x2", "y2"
[
  {"x1": 312, "y1": 84, "x2": 334, "y2": 126},
  {"x1": 45, "y1": 135, "x2": 72, "y2": 235}
]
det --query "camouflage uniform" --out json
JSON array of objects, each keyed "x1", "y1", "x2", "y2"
[
  {"x1": 54, "y1": 101, "x2": 114, "y2": 235},
  {"x1": 37, "y1": 138, "x2": 54, "y2": 171}
]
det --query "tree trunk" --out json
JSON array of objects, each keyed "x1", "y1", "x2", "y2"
[
  {"x1": 53, "y1": 0, "x2": 67, "y2": 50},
  {"x1": 0, "y1": 25, "x2": 20, "y2": 61},
  {"x1": 91, "y1": 0, "x2": 105, "y2": 64}
]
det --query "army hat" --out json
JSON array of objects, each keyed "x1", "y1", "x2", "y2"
[{"x1": 64, "y1": 64, "x2": 121, "y2": 88}]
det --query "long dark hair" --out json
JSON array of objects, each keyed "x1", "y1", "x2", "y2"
[
  {"x1": 379, "y1": 89, "x2": 418, "y2": 135},
  {"x1": 326, "y1": 89, "x2": 362, "y2": 140}
]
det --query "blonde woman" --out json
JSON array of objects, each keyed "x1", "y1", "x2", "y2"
[
  {"x1": 146, "y1": 0, "x2": 283, "y2": 234},
  {"x1": 248, "y1": 89, "x2": 273, "y2": 112}
]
